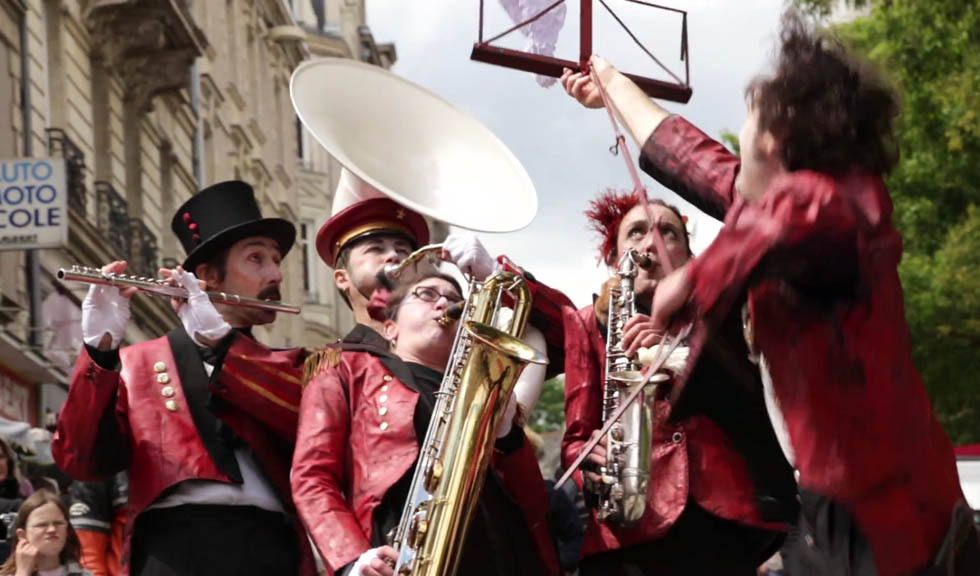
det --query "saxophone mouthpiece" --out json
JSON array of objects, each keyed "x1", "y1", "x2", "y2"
[
  {"x1": 635, "y1": 253, "x2": 654, "y2": 269},
  {"x1": 378, "y1": 267, "x2": 397, "y2": 291},
  {"x1": 438, "y1": 301, "x2": 466, "y2": 325}
]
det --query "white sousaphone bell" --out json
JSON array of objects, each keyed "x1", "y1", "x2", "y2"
[{"x1": 290, "y1": 58, "x2": 538, "y2": 231}]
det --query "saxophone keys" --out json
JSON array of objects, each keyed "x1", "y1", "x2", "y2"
[
  {"x1": 424, "y1": 460, "x2": 443, "y2": 492},
  {"x1": 409, "y1": 512, "x2": 429, "y2": 547}
]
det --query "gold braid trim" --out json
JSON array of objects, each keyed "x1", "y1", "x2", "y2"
[{"x1": 302, "y1": 346, "x2": 342, "y2": 386}]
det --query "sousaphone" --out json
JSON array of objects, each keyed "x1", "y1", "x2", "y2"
[{"x1": 290, "y1": 58, "x2": 537, "y2": 232}]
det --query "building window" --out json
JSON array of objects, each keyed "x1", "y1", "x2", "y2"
[{"x1": 300, "y1": 222, "x2": 316, "y2": 298}]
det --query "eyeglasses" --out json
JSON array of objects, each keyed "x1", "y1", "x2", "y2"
[
  {"x1": 27, "y1": 520, "x2": 67, "y2": 532},
  {"x1": 409, "y1": 286, "x2": 463, "y2": 305}
]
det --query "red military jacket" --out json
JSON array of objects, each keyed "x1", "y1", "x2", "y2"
[
  {"x1": 52, "y1": 329, "x2": 315, "y2": 576},
  {"x1": 214, "y1": 258, "x2": 575, "y2": 444},
  {"x1": 562, "y1": 304, "x2": 778, "y2": 558},
  {"x1": 290, "y1": 347, "x2": 560, "y2": 575},
  {"x1": 639, "y1": 115, "x2": 965, "y2": 576}
]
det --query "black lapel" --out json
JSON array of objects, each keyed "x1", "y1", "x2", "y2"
[
  {"x1": 376, "y1": 354, "x2": 421, "y2": 396},
  {"x1": 336, "y1": 339, "x2": 422, "y2": 397},
  {"x1": 342, "y1": 325, "x2": 422, "y2": 393},
  {"x1": 167, "y1": 328, "x2": 243, "y2": 483},
  {"x1": 343, "y1": 324, "x2": 391, "y2": 351}
]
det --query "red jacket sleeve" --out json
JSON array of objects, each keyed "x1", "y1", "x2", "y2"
[
  {"x1": 497, "y1": 256, "x2": 575, "y2": 379},
  {"x1": 214, "y1": 335, "x2": 305, "y2": 441},
  {"x1": 290, "y1": 363, "x2": 368, "y2": 571},
  {"x1": 52, "y1": 346, "x2": 130, "y2": 481},
  {"x1": 492, "y1": 434, "x2": 561, "y2": 576},
  {"x1": 560, "y1": 306, "x2": 602, "y2": 494},
  {"x1": 639, "y1": 115, "x2": 741, "y2": 221},
  {"x1": 689, "y1": 172, "x2": 861, "y2": 327}
]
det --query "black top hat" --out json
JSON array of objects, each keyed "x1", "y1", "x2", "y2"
[{"x1": 171, "y1": 181, "x2": 296, "y2": 270}]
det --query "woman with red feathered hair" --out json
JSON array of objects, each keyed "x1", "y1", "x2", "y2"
[{"x1": 560, "y1": 188, "x2": 798, "y2": 575}]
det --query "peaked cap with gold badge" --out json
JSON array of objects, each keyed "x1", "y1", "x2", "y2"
[{"x1": 316, "y1": 168, "x2": 429, "y2": 268}]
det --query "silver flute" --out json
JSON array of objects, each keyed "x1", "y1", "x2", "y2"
[{"x1": 57, "y1": 266, "x2": 301, "y2": 315}]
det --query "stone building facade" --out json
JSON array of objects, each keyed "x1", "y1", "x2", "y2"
[{"x1": 0, "y1": 0, "x2": 397, "y2": 424}]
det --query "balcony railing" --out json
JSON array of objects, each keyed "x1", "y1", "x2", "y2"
[
  {"x1": 130, "y1": 219, "x2": 159, "y2": 279},
  {"x1": 46, "y1": 128, "x2": 87, "y2": 216},
  {"x1": 94, "y1": 181, "x2": 132, "y2": 261}
]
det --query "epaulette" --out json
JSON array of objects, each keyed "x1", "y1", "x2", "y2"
[{"x1": 302, "y1": 344, "x2": 343, "y2": 386}]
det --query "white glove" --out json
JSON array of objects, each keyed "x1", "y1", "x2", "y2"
[
  {"x1": 172, "y1": 269, "x2": 231, "y2": 347},
  {"x1": 442, "y1": 232, "x2": 498, "y2": 280},
  {"x1": 350, "y1": 546, "x2": 395, "y2": 576},
  {"x1": 495, "y1": 393, "x2": 518, "y2": 439},
  {"x1": 81, "y1": 282, "x2": 130, "y2": 348},
  {"x1": 637, "y1": 344, "x2": 690, "y2": 375}
]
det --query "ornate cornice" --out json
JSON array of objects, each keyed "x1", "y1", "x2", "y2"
[{"x1": 83, "y1": 0, "x2": 208, "y2": 110}]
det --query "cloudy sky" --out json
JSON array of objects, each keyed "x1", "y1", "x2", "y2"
[{"x1": 366, "y1": 0, "x2": 788, "y2": 307}]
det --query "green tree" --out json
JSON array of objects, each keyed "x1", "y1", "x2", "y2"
[
  {"x1": 793, "y1": 0, "x2": 872, "y2": 19},
  {"x1": 720, "y1": 130, "x2": 741, "y2": 156},
  {"x1": 794, "y1": 0, "x2": 980, "y2": 443},
  {"x1": 529, "y1": 376, "x2": 566, "y2": 433}
]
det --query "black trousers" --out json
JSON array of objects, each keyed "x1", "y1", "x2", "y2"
[
  {"x1": 580, "y1": 500, "x2": 783, "y2": 576},
  {"x1": 130, "y1": 504, "x2": 299, "y2": 576},
  {"x1": 783, "y1": 491, "x2": 980, "y2": 576}
]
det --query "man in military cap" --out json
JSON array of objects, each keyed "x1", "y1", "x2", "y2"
[
  {"x1": 212, "y1": 168, "x2": 574, "y2": 443},
  {"x1": 318, "y1": 169, "x2": 574, "y2": 398},
  {"x1": 316, "y1": 168, "x2": 433, "y2": 349},
  {"x1": 52, "y1": 181, "x2": 315, "y2": 576}
]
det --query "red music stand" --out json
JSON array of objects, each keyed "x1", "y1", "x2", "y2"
[{"x1": 471, "y1": 0, "x2": 692, "y2": 103}]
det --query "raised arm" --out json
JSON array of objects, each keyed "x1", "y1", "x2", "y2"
[
  {"x1": 562, "y1": 56, "x2": 740, "y2": 220},
  {"x1": 688, "y1": 172, "x2": 861, "y2": 327},
  {"x1": 52, "y1": 346, "x2": 130, "y2": 481},
  {"x1": 496, "y1": 255, "x2": 575, "y2": 380},
  {"x1": 639, "y1": 116, "x2": 741, "y2": 220},
  {"x1": 561, "y1": 55, "x2": 671, "y2": 150},
  {"x1": 53, "y1": 262, "x2": 136, "y2": 480}
]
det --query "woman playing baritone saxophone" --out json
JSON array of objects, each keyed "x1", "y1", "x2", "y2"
[
  {"x1": 291, "y1": 271, "x2": 559, "y2": 576},
  {"x1": 562, "y1": 190, "x2": 797, "y2": 575}
]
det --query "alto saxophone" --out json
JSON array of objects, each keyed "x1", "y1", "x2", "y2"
[
  {"x1": 592, "y1": 249, "x2": 669, "y2": 525},
  {"x1": 388, "y1": 248, "x2": 546, "y2": 576}
]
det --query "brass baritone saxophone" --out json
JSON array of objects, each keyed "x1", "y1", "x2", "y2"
[
  {"x1": 592, "y1": 249, "x2": 669, "y2": 525},
  {"x1": 390, "y1": 257, "x2": 546, "y2": 576}
]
